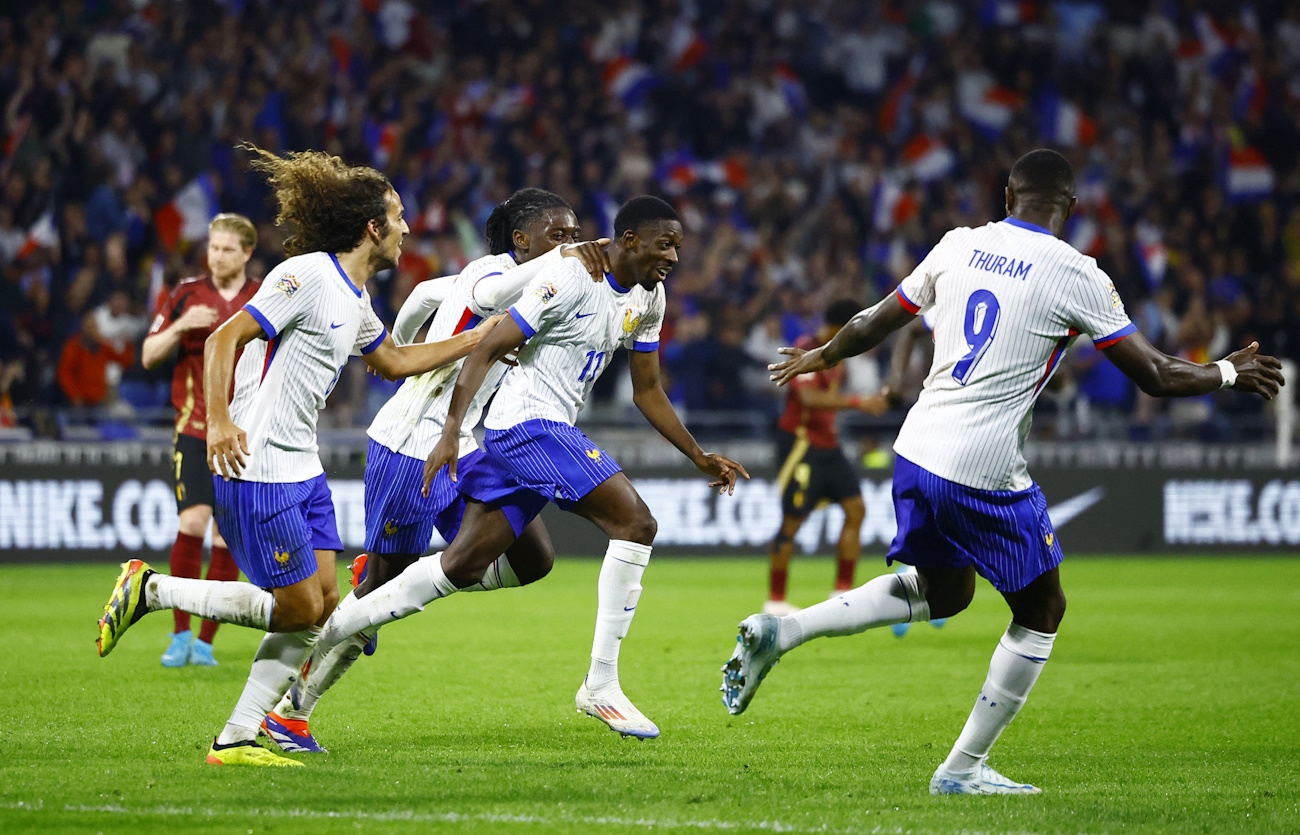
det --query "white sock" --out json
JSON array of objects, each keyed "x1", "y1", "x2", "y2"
[
  {"x1": 585, "y1": 540, "x2": 652, "y2": 691},
  {"x1": 315, "y1": 552, "x2": 456, "y2": 655},
  {"x1": 147, "y1": 573, "x2": 273, "y2": 631},
  {"x1": 462, "y1": 555, "x2": 521, "y2": 593},
  {"x1": 273, "y1": 590, "x2": 371, "y2": 721},
  {"x1": 941, "y1": 623, "x2": 1056, "y2": 774},
  {"x1": 216, "y1": 626, "x2": 319, "y2": 745},
  {"x1": 778, "y1": 570, "x2": 929, "y2": 652}
]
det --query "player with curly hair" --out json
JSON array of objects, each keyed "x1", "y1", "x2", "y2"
[{"x1": 95, "y1": 146, "x2": 503, "y2": 767}]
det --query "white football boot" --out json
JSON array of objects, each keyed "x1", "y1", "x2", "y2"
[
  {"x1": 929, "y1": 761, "x2": 1041, "y2": 795},
  {"x1": 720, "y1": 613, "x2": 783, "y2": 715},
  {"x1": 575, "y1": 682, "x2": 660, "y2": 739}
]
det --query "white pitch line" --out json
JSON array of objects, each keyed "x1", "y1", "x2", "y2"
[{"x1": 3, "y1": 800, "x2": 1096, "y2": 835}]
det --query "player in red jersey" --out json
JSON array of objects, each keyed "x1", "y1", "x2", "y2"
[
  {"x1": 142, "y1": 214, "x2": 260, "y2": 667},
  {"x1": 765, "y1": 299, "x2": 888, "y2": 615}
]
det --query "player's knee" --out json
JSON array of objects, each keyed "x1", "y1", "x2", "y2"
[
  {"x1": 320, "y1": 584, "x2": 340, "y2": 618},
  {"x1": 842, "y1": 504, "x2": 865, "y2": 528},
  {"x1": 622, "y1": 511, "x2": 657, "y2": 545},
  {"x1": 517, "y1": 550, "x2": 554, "y2": 586},
  {"x1": 1044, "y1": 588, "x2": 1067, "y2": 631},
  {"x1": 274, "y1": 598, "x2": 323, "y2": 632}
]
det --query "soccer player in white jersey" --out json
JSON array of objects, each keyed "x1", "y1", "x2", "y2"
[
  {"x1": 94, "y1": 147, "x2": 501, "y2": 767},
  {"x1": 722, "y1": 150, "x2": 1284, "y2": 794},
  {"x1": 259, "y1": 189, "x2": 613, "y2": 753},
  {"x1": 308, "y1": 196, "x2": 748, "y2": 739}
]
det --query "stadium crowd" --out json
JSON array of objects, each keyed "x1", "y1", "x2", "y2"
[{"x1": 1, "y1": 0, "x2": 1298, "y2": 440}]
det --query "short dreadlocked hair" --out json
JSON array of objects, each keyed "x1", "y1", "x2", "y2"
[
  {"x1": 242, "y1": 143, "x2": 393, "y2": 256},
  {"x1": 484, "y1": 188, "x2": 574, "y2": 255}
]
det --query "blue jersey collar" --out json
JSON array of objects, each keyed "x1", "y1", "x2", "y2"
[
  {"x1": 328, "y1": 253, "x2": 363, "y2": 297},
  {"x1": 1002, "y1": 217, "x2": 1055, "y2": 237},
  {"x1": 605, "y1": 271, "x2": 632, "y2": 294}
]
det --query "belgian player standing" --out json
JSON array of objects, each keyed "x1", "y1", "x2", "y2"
[
  {"x1": 764, "y1": 299, "x2": 887, "y2": 616},
  {"x1": 142, "y1": 214, "x2": 260, "y2": 667}
]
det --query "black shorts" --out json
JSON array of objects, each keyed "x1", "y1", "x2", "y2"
[
  {"x1": 172, "y1": 433, "x2": 214, "y2": 512},
  {"x1": 775, "y1": 431, "x2": 860, "y2": 518}
]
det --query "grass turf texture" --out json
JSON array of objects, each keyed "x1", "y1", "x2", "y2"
[{"x1": 2, "y1": 558, "x2": 1297, "y2": 834}]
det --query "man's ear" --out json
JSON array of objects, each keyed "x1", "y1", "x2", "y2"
[
  {"x1": 512, "y1": 228, "x2": 530, "y2": 255},
  {"x1": 1065, "y1": 195, "x2": 1078, "y2": 222},
  {"x1": 1004, "y1": 186, "x2": 1015, "y2": 216},
  {"x1": 620, "y1": 229, "x2": 639, "y2": 250},
  {"x1": 367, "y1": 217, "x2": 384, "y2": 243}
]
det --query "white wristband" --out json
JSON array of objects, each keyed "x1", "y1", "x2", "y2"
[{"x1": 1213, "y1": 359, "x2": 1237, "y2": 389}]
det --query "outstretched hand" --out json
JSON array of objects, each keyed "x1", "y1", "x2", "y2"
[
  {"x1": 1227, "y1": 341, "x2": 1286, "y2": 399},
  {"x1": 562, "y1": 239, "x2": 613, "y2": 281},
  {"x1": 696, "y1": 452, "x2": 750, "y2": 496},
  {"x1": 769, "y1": 345, "x2": 833, "y2": 387}
]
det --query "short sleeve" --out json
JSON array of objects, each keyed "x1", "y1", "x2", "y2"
[
  {"x1": 148, "y1": 287, "x2": 182, "y2": 335},
  {"x1": 896, "y1": 229, "x2": 963, "y2": 313},
  {"x1": 354, "y1": 292, "x2": 388, "y2": 356},
  {"x1": 244, "y1": 263, "x2": 315, "y2": 339},
  {"x1": 625, "y1": 286, "x2": 665, "y2": 352},
  {"x1": 1065, "y1": 262, "x2": 1136, "y2": 348},
  {"x1": 506, "y1": 261, "x2": 582, "y2": 339}
]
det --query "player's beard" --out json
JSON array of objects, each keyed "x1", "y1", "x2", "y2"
[{"x1": 370, "y1": 240, "x2": 400, "y2": 274}]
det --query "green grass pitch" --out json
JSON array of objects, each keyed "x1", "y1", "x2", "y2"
[{"x1": 2, "y1": 557, "x2": 1297, "y2": 834}]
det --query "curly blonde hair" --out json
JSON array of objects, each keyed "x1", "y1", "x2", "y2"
[{"x1": 242, "y1": 144, "x2": 392, "y2": 256}]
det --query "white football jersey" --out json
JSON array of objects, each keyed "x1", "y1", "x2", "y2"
[
  {"x1": 892, "y1": 218, "x2": 1134, "y2": 491},
  {"x1": 231, "y1": 252, "x2": 387, "y2": 483},
  {"x1": 367, "y1": 248, "x2": 563, "y2": 459},
  {"x1": 484, "y1": 259, "x2": 664, "y2": 429}
]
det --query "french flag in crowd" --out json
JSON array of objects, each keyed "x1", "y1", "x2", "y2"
[
  {"x1": 16, "y1": 209, "x2": 57, "y2": 260},
  {"x1": 1224, "y1": 147, "x2": 1274, "y2": 203},
  {"x1": 1066, "y1": 214, "x2": 1103, "y2": 258},
  {"x1": 879, "y1": 54, "x2": 926, "y2": 137},
  {"x1": 364, "y1": 120, "x2": 399, "y2": 169},
  {"x1": 773, "y1": 64, "x2": 807, "y2": 117},
  {"x1": 1040, "y1": 91, "x2": 1096, "y2": 147},
  {"x1": 604, "y1": 56, "x2": 659, "y2": 108},
  {"x1": 666, "y1": 21, "x2": 707, "y2": 72},
  {"x1": 958, "y1": 73, "x2": 1020, "y2": 137},
  {"x1": 1134, "y1": 222, "x2": 1168, "y2": 288},
  {"x1": 902, "y1": 134, "x2": 957, "y2": 183},
  {"x1": 154, "y1": 173, "x2": 219, "y2": 251},
  {"x1": 664, "y1": 157, "x2": 748, "y2": 194},
  {"x1": 980, "y1": 0, "x2": 1036, "y2": 26},
  {"x1": 873, "y1": 178, "x2": 920, "y2": 233}
]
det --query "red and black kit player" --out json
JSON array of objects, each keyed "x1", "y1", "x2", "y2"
[
  {"x1": 765, "y1": 299, "x2": 888, "y2": 615},
  {"x1": 141, "y1": 214, "x2": 260, "y2": 667}
]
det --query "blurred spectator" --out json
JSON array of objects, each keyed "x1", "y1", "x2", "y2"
[
  {"x1": 57, "y1": 311, "x2": 134, "y2": 408},
  {"x1": 0, "y1": 1, "x2": 1296, "y2": 439}
]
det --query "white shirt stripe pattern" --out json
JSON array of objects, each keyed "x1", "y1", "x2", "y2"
[
  {"x1": 367, "y1": 250, "x2": 560, "y2": 459},
  {"x1": 233, "y1": 252, "x2": 386, "y2": 483},
  {"x1": 485, "y1": 259, "x2": 664, "y2": 430},
  {"x1": 892, "y1": 219, "x2": 1134, "y2": 491}
]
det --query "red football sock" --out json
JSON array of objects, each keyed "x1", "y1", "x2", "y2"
[
  {"x1": 169, "y1": 532, "x2": 204, "y2": 633},
  {"x1": 198, "y1": 545, "x2": 239, "y2": 644},
  {"x1": 834, "y1": 558, "x2": 856, "y2": 591},
  {"x1": 769, "y1": 566, "x2": 788, "y2": 601}
]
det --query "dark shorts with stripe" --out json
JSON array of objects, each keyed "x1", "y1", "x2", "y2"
[
  {"x1": 456, "y1": 419, "x2": 622, "y2": 532},
  {"x1": 213, "y1": 473, "x2": 344, "y2": 589},
  {"x1": 775, "y1": 430, "x2": 860, "y2": 518},
  {"x1": 885, "y1": 455, "x2": 1063, "y2": 593},
  {"x1": 172, "y1": 433, "x2": 215, "y2": 512}
]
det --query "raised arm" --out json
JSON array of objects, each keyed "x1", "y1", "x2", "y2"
[
  {"x1": 392, "y1": 274, "x2": 455, "y2": 345},
  {"x1": 1103, "y1": 333, "x2": 1284, "y2": 399},
  {"x1": 629, "y1": 349, "x2": 749, "y2": 495},
  {"x1": 203, "y1": 310, "x2": 265, "y2": 478},
  {"x1": 142, "y1": 303, "x2": 220, "y2": 368},
  {"x1": 363, "y1": 317, "x2": 500, "y2": 382},
  {"x1": 770, "y1": 294, "x2": 916, "y2": 386}
]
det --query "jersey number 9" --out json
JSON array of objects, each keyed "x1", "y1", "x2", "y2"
[{"x1": 952, "y1": 290, "x2": 1001, "y2": 386}]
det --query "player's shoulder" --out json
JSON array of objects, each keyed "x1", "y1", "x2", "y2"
[{"x1": 461, "y1": 253, "x2": 518, "y2": 281}]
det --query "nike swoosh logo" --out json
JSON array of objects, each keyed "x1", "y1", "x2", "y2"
[
  {"x1": 575, "y1": 312, "x2": 596, "y2": 319},
  {"x1": 623, "y1": 606, "x2": 637, "y2": 612},
  {"x1": 1045, "y1": 487, "x2": 1105, "y2": 528},
  {"x1": 330, "y1": 322, "x2": 344, "y2": 329}
]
